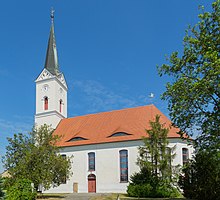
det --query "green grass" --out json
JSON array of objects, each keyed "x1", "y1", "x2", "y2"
[
  {"x1": 90, "y1": 193, "x2": 121, "y2": 200},
  {"x1": 36, "y1": 193, "x2": 189, "y2": 200},
  {"x1": 90, "y1": 193, "x2": 188, "y2": 200}
]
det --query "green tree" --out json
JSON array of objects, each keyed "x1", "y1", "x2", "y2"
[
  {"x1": 138, "y1": 115, "x2": 174, "y2": 183},
  {"x1": 3, "y1": 124, "x2": 72, "y2": 191},
  {"x1": 127, "y1": 115, "x2": 179, "y2": 198},
  {"x1": 158, "y1": 0, "x2": 220, "y2": 150},
  {"x1": 158, "y1": 1, "x2": 220, "y2": 199},
  {"x1": 179, "y1": 150, "x2": 220, "y2": 200},
  {"x1": 0, "y1": 176, "x2": 5, "y2": 200}
]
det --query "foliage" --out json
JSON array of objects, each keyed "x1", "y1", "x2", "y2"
[
  {"x1": 158, "y1": 0, "x2": 220, "y2": 150},
  {"x1": 128, "y1": 173, "x2": 179, "y2": 198},
  {"x1": 179, "y1": 150, "x2": 220, "y2": 200},
  {"x1": 127, "y1": 115, "x2": 179, "y2": 198},
  {"x1": 2, "y1": 124, "x2": 72, "y2": 191},
  {"x1": 127, "y1": 184, "x2": 153, "y2": 198},
  {"x1": 6, "y1": 178, "x2": 36, "y2": 200},
  {"x1": 138, "y1": 115, "x2": 175, "y2": 183},
  {"x1": 129, "y1": 167, "x2": 154, "y2": 186},
  {"x1": 158, "y1": 1, "x2": 220, "y2": 199},
  {"x1": 3, "y1": 177, "x2": 13, "y2": 192},
  {"x1": 0, "y1": 176, "x2": 5, "y2": 200}
]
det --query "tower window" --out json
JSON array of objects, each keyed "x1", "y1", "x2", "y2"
[
  {"x1": 44, "y1": 97, "x2": 48, "y2": 110},
  {"x1": 119, "y1": 150, "x2": 128, "y2": 182},
  {"x1": 59, "y1": 99, "x2": 63, "y2": 113}
]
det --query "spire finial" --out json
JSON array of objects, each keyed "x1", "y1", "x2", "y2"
[
  {"x1": 51, "y1": 7, "x2": 55, "y2": 23},
  {"x1": 45, "y1": 7, "x2": 60, "y2": 76}
]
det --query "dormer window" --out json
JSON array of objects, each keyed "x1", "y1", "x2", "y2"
[
  {"x1": 108, "y1": 132, "x2": 131, "y2": 137},
  {"x1": 67, "y1": 137, "x2": 88, "y2": 142},
  {"x1": 44, "y1": 97, "x2": 48, "y2": 110}
]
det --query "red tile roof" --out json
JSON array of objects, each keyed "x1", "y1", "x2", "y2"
[{"x1": 54, "y1": 105, "x2": 181, "y2": 147}]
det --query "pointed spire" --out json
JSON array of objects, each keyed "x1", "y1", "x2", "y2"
[{"x1": 44, "y1": 8, "x2": 60, "y2": 76}]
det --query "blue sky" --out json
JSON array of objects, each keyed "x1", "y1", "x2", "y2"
[{"x1": 0, "y1": 0, "x2": 213, "y2": 172}]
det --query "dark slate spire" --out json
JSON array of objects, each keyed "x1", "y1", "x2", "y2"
[{"x1": 44, "y1": 8, "x2": 60, "y2": 76}]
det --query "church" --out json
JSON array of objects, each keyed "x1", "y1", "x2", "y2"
[{"x1": 35, "y1": 13, "x2": 194, "y2": 193}]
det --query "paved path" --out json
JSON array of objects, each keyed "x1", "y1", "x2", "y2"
[{"x1": 64, "y1": 193, "x2": 110, "y2": 200}]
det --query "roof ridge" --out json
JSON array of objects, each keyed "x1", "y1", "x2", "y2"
[{"x1": 66, "y1": 104, "x2": 155, "y2": 120}]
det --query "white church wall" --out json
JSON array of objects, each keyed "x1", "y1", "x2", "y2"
[
  {"x1": 44, "y1": 139, "x2": 194, "y2": 194},
  {"x1": 168, "y1": 138, "x2": 194, "y2": 166}
]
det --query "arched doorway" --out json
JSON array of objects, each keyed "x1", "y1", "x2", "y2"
[{"x1": 88, "y1": 174, "x2": 96, "y2": 193}]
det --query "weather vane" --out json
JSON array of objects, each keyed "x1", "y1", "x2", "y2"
[
  {"x1": 149, "y1": 93, "x2": 154, "y2": 98},
  {"x1": 51, "y1": 7, "x2": 55, "y2": 23},
  {"x1": 148, "y1": 92, "x2": 155, "y2": 105}
]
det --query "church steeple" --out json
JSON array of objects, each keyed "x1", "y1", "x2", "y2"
[
  {"x1": 44, "y1": 9, "x2": 60, "y2": 76},
  {"x1": 35, "y1": 9, "x2": 68, "y2": 129}
]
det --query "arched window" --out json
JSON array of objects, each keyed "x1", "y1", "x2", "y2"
[
  {"x1": 88, "y1": 152, "x2": 95, "y2": 171},
  {"x1": 182, "y1": 148, "x2": 189, "y2": 165},
  {"x1": 59, "y1": 99, "x2": 63, "y2": 113},
  {"x1": 44, "y1": 97, "x2": 48, "y2": 110},
  {"x1": 119, "y1": 150, "x2": 128, "y2": 182}
]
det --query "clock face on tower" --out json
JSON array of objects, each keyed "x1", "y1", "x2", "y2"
[{"x1": 43, "y1": 85, "x2": 48, "y2": 91}]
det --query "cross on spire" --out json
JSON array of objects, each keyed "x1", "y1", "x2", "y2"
[{"x1": 51, "y1": 7, "x2": 55, "y2": 23}]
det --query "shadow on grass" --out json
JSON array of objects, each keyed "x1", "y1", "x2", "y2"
[{"x1": 37, "y1": 193, "x2": 67, "y2": 199}]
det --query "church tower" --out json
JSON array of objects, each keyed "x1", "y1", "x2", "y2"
[{"x1": 35, "y1": 10, "x2": 68, "y2": 129}]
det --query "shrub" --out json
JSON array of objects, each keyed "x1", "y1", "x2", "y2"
[
  {"x1": 129, "y1": 167, "x2": 154, "y2": 185},
  {"x1": 0, "y1": 176, "x2": 5, "y2": 200},
  {"x1": 127, "y1": 167, "x2": 181, "y2": 198},
  {"x1": 153, "y1": 183, "x2": 180, "y2": 198},
  {"x1": 6, "y1": 179, "x2": 37, "y2": 200},
  {"x1": 127, "y1": 181, "x2": 180, "y2": 198},
  {"x1": 127, "y1": 184, "x2": 153, "y2": 198}
]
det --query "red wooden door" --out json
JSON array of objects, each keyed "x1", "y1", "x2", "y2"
[{"x1": 88, "y1": 174, "x2": 96, "y2": 193}]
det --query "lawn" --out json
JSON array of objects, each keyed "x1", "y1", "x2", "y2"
[
  {"x1": 36, "y1": 193, "x2": 188, "y2": 200},
  {"x1": 90, "y1": 194, "x2": 188, "y2": 200},
  {"x1": 90, "y1": 194, "x2": 187, "y2": 200},
  {"x1": 90, "y1": 193, "x2": 120, "y2": 200}
]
